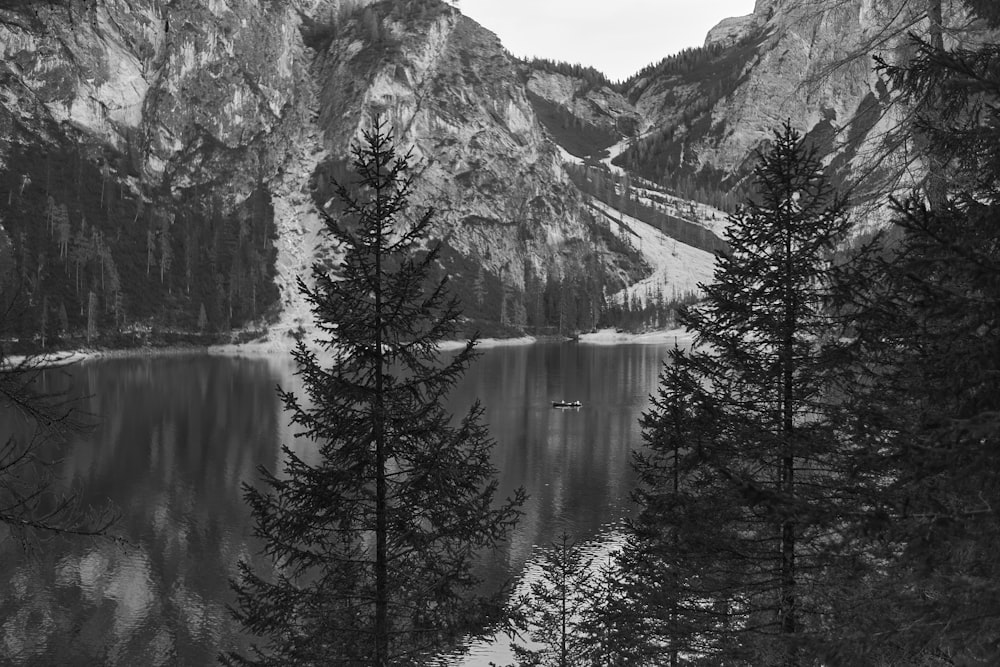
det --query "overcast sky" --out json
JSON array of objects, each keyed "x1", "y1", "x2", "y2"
[{"x1": 459, "y1": 0, "x2": 757, "y2": 81}]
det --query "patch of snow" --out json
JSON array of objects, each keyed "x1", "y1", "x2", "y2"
[
  {"x1": 556, "y1": 144, "x2": 583, "y2": 166},
  {"x1": 598, "y1": 137, "x2": 630, "y2": 176},
  {"x1": 588, "y1": 199, "x2": 717, "y2": 309},
  {"x1": 630, "y1": 183, "x2": 729, "y2": 238},
  {"x1": 437, "y1": 336, "x2": 536, "y2": 351},
  {"x1": 579, "y1": 327, "x2": 695, "y2": 346}
]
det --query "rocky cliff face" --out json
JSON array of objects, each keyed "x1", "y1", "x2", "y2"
[
  {"x1": 527, "y1": 0, "x2": 982, "y2": 225},
  {"x1": 0, "y1": 0, "x2": 645, "y2": 344},
  {"x1": 0, "y1": 0, "x2": 322, "y2": 339},
  {"x1": 675, "y1": 0, "x2": 903, "y2": 183},
  {"x1": 309, "y1": 4, "x2": 644, "y2": 330}
]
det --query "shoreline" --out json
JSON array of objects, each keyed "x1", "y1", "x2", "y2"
[
  {"x1": 577, "y1": 328, "x2": 694, "y2": 346},
  {"x1": 2, "y1": 328, "x2": 692, "y2": 369}
]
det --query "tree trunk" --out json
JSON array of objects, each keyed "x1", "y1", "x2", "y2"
[
  {"x1": 780, "y1": 201, "x2": 796, "y2": 666},
  {"x1": 561, "y1": 541, "x2": 567, "y2": 667},
  {"x1": 670, "y1": 420, "x2": 680, "y2": 667},
  {"x1": 928, "y1": 0, "x2": 943, "y2": 50},
  {"x1": 374, "y1": 150, "x2": 389, "y2": 666},
  {"x1": 925, "y1": 0, "x2": 947, "y2": 208}
]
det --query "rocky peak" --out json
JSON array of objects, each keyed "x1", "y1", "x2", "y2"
[
  {"x1": 610, "y1": 0, "x2": 986, "y2": 220},
  {"x1": 705, "y1": 13, "x2": 759, "y2": 48}
]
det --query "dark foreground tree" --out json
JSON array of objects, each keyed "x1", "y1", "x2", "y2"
[
  {"x1": 223, "y1": 119, "x2": 524, "y2": 666},
  {"x1": 626, "y1": 123, "x2": 862, "y2": 665},
  {"x1": 512, "y1": 533, "x2": 592, "y2": 667},
  {"x1": 831, "y1": 16, "x2": 1000, "y2": 662},
  {"x1": 512, "y1": 534, "x2": 636, "y2": 666}
]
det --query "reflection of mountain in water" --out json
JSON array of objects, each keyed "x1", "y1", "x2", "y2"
[
  {"x1": 0, "y1": 344, "x2": 673, "y2": 664},
  {"x1": 0, "y1": 355, "x2": 292, "y2": 665}
]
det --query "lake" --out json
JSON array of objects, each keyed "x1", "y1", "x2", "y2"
[{"x1": 0, "y1": 342, "x2": 674, "y2": 665}]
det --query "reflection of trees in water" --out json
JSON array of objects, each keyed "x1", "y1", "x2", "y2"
[{"x1": 0, "y1": 355, "x2": 290, "y2": 664}]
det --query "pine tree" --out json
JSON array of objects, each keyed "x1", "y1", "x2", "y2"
[
  {"x1": 472, "y1": 264, "x2": 487, "y2": 309},
  {"x1": 627, "y1": 123, "x2": 859, "y2": 665},
  {"x1": 513, "y1": 534, "x2": 594, "y2": 667},
  {"x1": 39, "y1": 294, "x2": 48, "y2": 348},
  {"x1": 160, "y1": 226, "x2": 173, "y2": 285},
  {"x1": 53, "y1": 203, "x2": 70, "y2": 261},
  {"x1": 224, "y1": 118, "x2": 524, "y2": 666},
  {"x1": 833, "y1": 13, "x2": 1000, "y2": 660},
  {"x1": 197, "y1": 302, "x2": 208, "y2": 333},
  {"x1": 57, "y1": 302, "x2": 68, "y2": 337},
  {"x1": 514, "y1": 536, "x2": 634, "y2": 666},
  {"x1": 574, "y1": 552, "x2": 634, "y2": 666},
  {"x1": 69, "y1": 216, "x2": 88, "y2": 295},
  {"x1": 146, "y1": 227, "x2": 155, "y2": 276},
  {"x1": 86, "y1": 290, "x2": 97, "y2": 345}
]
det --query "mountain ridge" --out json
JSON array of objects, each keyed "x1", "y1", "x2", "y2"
[
  {"x1": 2, "y1": 0, "x2": 976, "y2": 347},
  {"x1": 0, "y1": 0, "x2": 652, "y2": 346},
  {"x1": 522, "y1": 0, "x2": 987, "y2": 226}
]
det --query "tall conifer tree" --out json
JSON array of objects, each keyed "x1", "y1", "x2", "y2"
[
  {"x1": 626, "y1": 123, "x2": 860, "y2": 665},
  {"x1": 224, "y1": 119, "x2": 524, "y2": 666},
  {"x1": 834, "y1": 12, "x2": 1000, "y2": 660}
]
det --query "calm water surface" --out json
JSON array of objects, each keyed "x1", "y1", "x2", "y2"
[{"x1": 0, "y1": 342, "x2": 673, "y2": 665}]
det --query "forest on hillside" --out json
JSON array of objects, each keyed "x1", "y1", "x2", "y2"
[
  {"x1": 0, "y1": 138, "x2": 278, "y2": 351},
  {"x1": 613, "y1": 31, "x2": 767, "y2": 211}
]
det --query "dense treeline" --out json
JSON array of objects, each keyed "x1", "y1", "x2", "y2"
[
  {"x1": 525, "y1": 31, "x2": 761, "y2": 99},
  {"x1": 313, "y1": 158, "x2": 617, "y2": 339},
  {"x1": 599, "y1": 287, "x2": 699, "y2": 333},
  {"x1": 447, "y1": 255, "x2": 607, "y2": 338},
  {"x1": 565, "y1": 163, "x2": 728, "y2": 255},
  {"x1": 0, "y1": 141, "x2": 277, "y2": 351},
  {"x1": 614, "y1": 124, "x2": 752, "y2": 212},
  {"x1": 622, "y1": 30, "x2": 763, "y2": 101},
  {"x1": 523, "y1": 57, "x2": 618, "y2": 90}
]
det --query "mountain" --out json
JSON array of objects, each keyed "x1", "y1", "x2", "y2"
[
  {"x1": 524, "y1": 0, "x2": 985, "y2": 226},
  {"x1": 0, "y1": 0, "x2": 647, "y2": 347},
  {"x1": 3, "y1": 0, "x2": 979, "y2": 346}
]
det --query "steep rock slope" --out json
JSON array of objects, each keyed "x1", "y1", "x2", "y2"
[
  {"x1": 529, "y1": 0, "x2": 982, "y2": 225},
  {"x1": 616, "y1": 0, "x2": 974, "y2": 212},
  {"x1": 0, "y1": 0, "x2": 645, "y2": 344},
  {"x1": 0, "y1": 0, "x2": 319, "y2": 339},
  {"x1": 523, "y1": 65, "x2": 641, "y2": 159},
  {"x1": 309, "y1": 2, "x2": 645, "y2": 333}
]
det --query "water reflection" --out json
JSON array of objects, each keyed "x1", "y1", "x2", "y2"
[
  {"x1": 0, "y1": 343, "x2": 672, "y2": 665},
  {"x1": 0, "y1": 354, "x2": 289, "y2": 665},
  {"x1": 446, "y1": 343, "x2": 669, "y2": 588}
]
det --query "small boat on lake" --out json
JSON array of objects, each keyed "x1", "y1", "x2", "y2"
[{"x1": 552, "y1": 400, "x2": 582, "y2": 408}]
